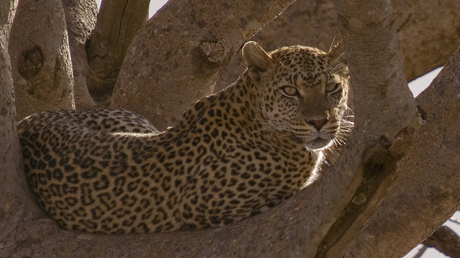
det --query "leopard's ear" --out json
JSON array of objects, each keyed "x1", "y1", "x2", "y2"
[
  {"x1": 242, "y1": 41, "x2": 273, "y2": 71},
  {"x1": 327, "y1": 42, "x2": 348, "y2": 76}
]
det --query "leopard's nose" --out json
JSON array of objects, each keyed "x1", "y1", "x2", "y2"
[{"x1": 307, "y1": 118, "x2": 329, "y2": 131}]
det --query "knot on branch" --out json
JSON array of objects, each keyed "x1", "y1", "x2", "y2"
[
  {"x1": 363, "y1": 125, "x2": 417, "y2": 165},
  {"x1": 18, "y1": 45, "x2": 44, "y2": 80},
  {"x1": 388, "y1": 126, "x2": 416, "y2": 159},
  {"x1": 199, "y1": 41, "x2": 226, "y2": 63}
]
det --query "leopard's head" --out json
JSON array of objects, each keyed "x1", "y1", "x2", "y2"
[{"x1": 243, "y1": 41, "x2": 351, "y2": 150}]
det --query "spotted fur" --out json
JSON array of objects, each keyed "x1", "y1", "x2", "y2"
[{"x1": 18, "y1": 41, "x2": 351, "y2": 234}]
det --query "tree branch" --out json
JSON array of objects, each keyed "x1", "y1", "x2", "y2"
[
  {"x1": 335, "y1": 45, "x2": 460, "y2": 257},
  {"x1": 62, "y1": 0, "x2": 98, "y2": 109},
  {"x1": 215, "y1": 0, "x2": 460, "y2": 92},
  {"x1": 3, "y1": 1, "x2": 460, "y2": 257},
  {"x1": 308, "y1": 0, "x2": 418, "y2": 256},
  {"x1": 413, "y1": 245, "x2": 428, "y2": 258},
  {"x1": 86, "y1": 0, "x2": 149, "y2": 102},
  {"x1": 423, "y1": 226, "x2": 460, "y2": 258},
  {"x1": 336, "y1": 0, "x2": 416, "y2": 140},
  {"x1": 9, "y1": 0, "x2": 75, "y2": 120},
  {"x1": 0, "y1": 0, "x2": 43, "y2": 252},
  {"x1": 318, "y1": 2, "x2": 460, "y2": 257},
  {"x1": 110, "y1": 0, "x2": 299, "y2": 130}
]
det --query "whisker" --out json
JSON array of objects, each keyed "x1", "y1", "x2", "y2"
[{"x1": 328, "y1": 36, "x2": 337, "y2": 53}]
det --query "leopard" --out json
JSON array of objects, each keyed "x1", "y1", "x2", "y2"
[{"x1": 17, "y1": 41, "x2": 351, "y2": 234}]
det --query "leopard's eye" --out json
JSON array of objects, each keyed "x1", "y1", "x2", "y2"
[
  {"x1": 281, "y1": 86, "x2": 299, "y2": 97},
  {"x1": 325, "y1": 83, "x2": 341, "y2": 94}
]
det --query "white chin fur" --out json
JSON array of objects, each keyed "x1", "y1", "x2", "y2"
[{"x1": 303, "y1": 138, "x2": 332, "y2": 150}]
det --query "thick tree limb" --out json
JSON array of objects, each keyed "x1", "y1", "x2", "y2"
[
  {"x1": 316, "y1": 2, "x2": 460, "y2": 257},
  {"x1": 9, "y1": 0, "x2": 75, "y2": 120},
  {"x1": 395, "y1": 0, "x2": 460, "y2": 81},
  {"x1": 62, "y1": 0, "x2": 98, "y2": 109},
  {"x1": 86, "y1": 0, "x2": 149, "y2": 102},
  {"x1": 0, "y1": 0, "x2": 43, "y2": 254},
  {"x1": 305, "y1": 0, "x2": 417, "y2": 256},
  {"x1": 110, "y1": 0, "x2": 298, "y2": 130},
  {"x1": 338, "y1": 45, "x2": 460, "y2": 257},
  {"x1": 336, "y1": 0, "x2": 416, "y2": 140}
]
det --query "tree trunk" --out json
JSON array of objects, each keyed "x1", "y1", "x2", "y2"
[
  {"x1": 0, "y1": 0, "x2": 44, "y2": 251},
  {"x1": 110, "y1": 0, "x2": 298, "y2": 131},
  {"x1": 62, "y1": 0, "x2": 98, "y2": 109},
  {"x1": 9, "y1": 0, "x2": 75, "y2": 120},
  {"x1": 336, "y1": 45, "x2": 460, "y2": 257}
]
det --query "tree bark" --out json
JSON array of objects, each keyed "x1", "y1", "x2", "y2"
[
  {"x1": 62, "y1": 0, "x2": 98, "y2": 109},
  {"x1": 336, "y1": 45, "x2": 460, "y2": 257},
  {"x1": 86, "y1": 0, "x2": 149, "y2": 103},
  {"x1": 9, "y1": 0, "x2": 75, "y2": 120},
  {"x1": 395, "y1": 0, "x2": 460, "y2": 82},
  {"x1": 110, "y1": 0, "x2": 298, "y2": 131},
  {"x1": 308, "y1": 0, "x2": 417, "y2": 256},
  {"x1": 0, "y1": 0, "x2": 43, "y2": 253},
  {"x1": 215, "y1": 0, "x2": 460, "y2": 92},
  {"x1": 3, "y1": 1, "x2": 460, "y2": 257}
]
